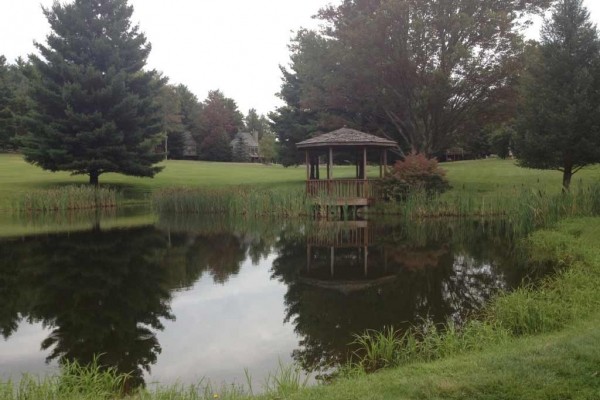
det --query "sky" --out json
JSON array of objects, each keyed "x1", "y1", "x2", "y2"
[{"x1": 1, "y1": 0, "x2": 600, "y2": 116}]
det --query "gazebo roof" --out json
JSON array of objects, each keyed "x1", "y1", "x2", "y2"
[{"x1": 296, "y1": 128, "x2": 398, "y2": 149}]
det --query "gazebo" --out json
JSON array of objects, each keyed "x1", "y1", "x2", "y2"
[{"x1": 296, "y1": 127, "x2": 398, "y2": 206}]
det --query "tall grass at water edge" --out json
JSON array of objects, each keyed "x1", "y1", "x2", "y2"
[
  {"x1": 348, "y1": 320, "x2": 511, "y2": 375},
  {"x1": 347, "y1": 217, "x2": 600, "y2": 376},
  {"x1": 13, "y1": 186, "x2": 119, "y2": 213},
  {"x1": 0, "y1": 360, "x2": 309, "y2": 400},
  {"x1": 152, "y1": 187, "x2": 313, "y2": 217},
  {"x1": 152, "y1": 183, "x2": 600, "y2": 228},
  {"x1": 376, "y1": 184, "x2": 600, "y2": 229},
  {"x1": 0, "y1": 358, "x2": 128, "y2": 400}
]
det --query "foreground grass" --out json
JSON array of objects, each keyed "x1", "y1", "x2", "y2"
[{"x1": 289, "y1": 316, "x2": 600, "y2": 400}]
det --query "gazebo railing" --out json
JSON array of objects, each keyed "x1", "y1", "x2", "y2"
[{"x1": 306, "y1": 179, "x2": 381, "y2": 200}]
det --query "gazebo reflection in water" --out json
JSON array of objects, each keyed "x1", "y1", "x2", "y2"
[{"x1": 302, "y1": 220, "x2": 399, "y2": 293}]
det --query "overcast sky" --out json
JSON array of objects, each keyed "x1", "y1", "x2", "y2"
[{"x1": 2, "y1": 0, "x2": 600, "y2": 116}]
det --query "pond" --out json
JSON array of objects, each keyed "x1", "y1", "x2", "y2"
[{"x1": 0, "y1": 211, "x2": 551, "y2": 388}]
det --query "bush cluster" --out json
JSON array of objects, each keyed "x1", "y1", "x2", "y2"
[{"x1": 379, "y1": 152, "x2": 450, "y2": 201}]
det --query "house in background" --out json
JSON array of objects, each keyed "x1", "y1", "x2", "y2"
[{"x1": 231, "y1": 132, "x2": 261, "y2": 162}]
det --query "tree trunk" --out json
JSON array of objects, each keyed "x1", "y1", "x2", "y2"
[
  {"x1": 562, "y1": 165, "x2": 572, "y2": 192},
  {"x1": 89, "y1": 171, "x2": 99, "y2": 186}
]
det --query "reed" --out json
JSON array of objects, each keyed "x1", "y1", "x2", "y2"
[
  {"x1": 262, "y1": 359, "x2": 310, "y2": 398},
  {"x1": 152, "y1": 181, "x2": 600, "y2": 229},
  {"x1": 14, "y1": 186, "x2": 119, "y2": 213},
  {"x1": 374, "y1": 183, "x2": 600, "y2": 231},
  {"x1": 137, "y1": 381, "x2": 249, "y2": 400},
  {"x1": 152, "y1": 186, "x2": 312, "y2": 217},
  {"x1": 0, "y1": 358, "x2": 128, "y2": 400},
  {"x1": 0, "y1": 360, "x2": 310, "y2": 400},
  {"x1": 349, "y1": 320, "x2": 510, "y2": 374}
]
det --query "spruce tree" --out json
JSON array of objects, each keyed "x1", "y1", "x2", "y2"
[
  {"x1": 21, "y1": 0, "x2": 164, "y2": 185},
  {"x1": 514, "y1": 0, "x2": 600, "y2": 190},
  {"x1": 0, "y1": 56, "x2": 13, "y2": 150}
]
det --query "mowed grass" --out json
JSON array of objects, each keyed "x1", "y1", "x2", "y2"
[
  {"x1": 0, "y1": 154, "x2": 304, "y2": 208},
  {"x1": 286, "y1": 316, "x2": 600, "y2": 400},
  {"x1": 442, "y1": 158, "x2": 600, "y2": 197},
  {"x1": 1, "y1": 154, "x2": 599, "y2": 202}
]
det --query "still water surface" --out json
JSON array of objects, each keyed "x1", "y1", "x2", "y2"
[{"x1": 0, "y1": 213, "x2": 550, "y2": 387}]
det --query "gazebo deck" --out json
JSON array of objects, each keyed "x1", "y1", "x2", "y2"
[{"x1": 306, "y1": 178, "x2": 381, "y2": 205}]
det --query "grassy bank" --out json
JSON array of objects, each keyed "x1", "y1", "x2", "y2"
[
  {"x1": 1, "y1": 153, "x2": 600, "y2": 211},
  {"x1": 289, "y1": 315, "x2": 600, "y2": 400}
]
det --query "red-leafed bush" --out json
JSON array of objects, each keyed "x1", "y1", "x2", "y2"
[{"x1": 380, "y1": 152, "x2": 450, "y2": 200}]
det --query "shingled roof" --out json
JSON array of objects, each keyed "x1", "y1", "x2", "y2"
[{"x1": 296, "y1": 128, "x2": 397, "y2": 149}]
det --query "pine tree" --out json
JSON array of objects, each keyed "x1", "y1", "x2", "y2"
[
  {"x1": 515, "y1": 0, "x2": 600, "y2": 190},
  {"x1": 232, "y1": 136, "x2": 250, "y2": 162},
  {"x1": 20, "y1": 0, "x2": 164, "y2": 185},
  {"x1": 0, "y1": 56, "x2": 13, "y2": 150}
]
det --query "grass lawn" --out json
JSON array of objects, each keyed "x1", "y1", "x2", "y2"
[
  {"x1": 443, "y1": 158, "x2": 600, "y2": 197},
  {"x1": 1, "y1": 153, "x2": 599, "y2": 210},
  {"x1": 286, "y1": 316, "x2": 600, "y2": 400},
  {"x1": 0, "y1": 154, "x2": 308, "y2": 208}
]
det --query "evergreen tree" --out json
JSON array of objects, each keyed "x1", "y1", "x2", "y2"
[
  {"x1": 514, "y1": 0, "x2": 600, "y2": 190},
  {"x1": 244, "y1": 108, "x2": 262, "y2": 136},
  {"x1": 175, "y1": 84, "x2": 203, "y2": 137},
  {"x1": 20, "y1": 0, "x2": 164, "y2": 185},
  {"x1": 7, "y1": 59, "x2": 35, "y2": 150},
  {"x1": 232, "y1": 136, "x2": 250, "y2": 162},
  {"x1": 0, "y1": 56, "x2": 13, "y2": 150}
]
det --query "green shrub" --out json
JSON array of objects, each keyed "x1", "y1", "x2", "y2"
[{"x1": 379, "y1": 152, "x2": 450, "y2": 201}]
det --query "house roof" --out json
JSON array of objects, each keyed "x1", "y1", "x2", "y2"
[{"x1": 296, "y1": 128, "x2": 398, "y2": 149}]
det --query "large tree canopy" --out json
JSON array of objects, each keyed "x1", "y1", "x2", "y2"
[
  {"x1": 273, "y1": 0, "x2": 551, "y2": 163},
  {"x1": 196, "y1": 90, "x2": 243, "y2": 161},
  {"x1": 514, "y1": 0, "x2": 600, "y2": 190},
  {"x1": 20, "y1": 0, "x2": 164, "y2": 185}
]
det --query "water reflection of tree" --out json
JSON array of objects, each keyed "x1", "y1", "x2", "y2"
[
  {"x1": 157, "y1": 215, "x2": 282, "y2": 287},
  {"x1": 0, "y1": 238, "x2": 26, "y2": 338},
  {"x1": 0, "y1": 223, "x2": 267, "y2": 388},
  {"x1": 271, "y1": 220, "x2": 541, "y2": 375},
  {"x1": 0, "y1": 227, "x2": 174, "y2": 389}
]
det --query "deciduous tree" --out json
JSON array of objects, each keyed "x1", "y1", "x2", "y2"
[
  {"x1": 157, "y1": 83, "x2": 185, "y2": 159},
  {"x1": 197, "y1": 90, "x2": 243, "y2": 161},
  {"x1": 259, "y1": 132, "x2": 278, "y2": 164},
  {"x1": 275, "y1": 0, "x2": 551, "y2": 160}
]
